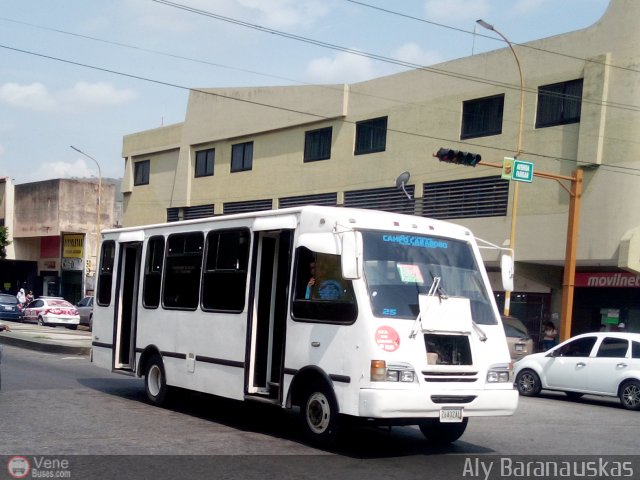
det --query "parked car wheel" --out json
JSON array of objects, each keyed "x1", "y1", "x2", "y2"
[
  {"x1": 619, "y1": 380, "x2": 640, "y2": 411},
  {"x1": 516, "y1": 369, "x2": 542, "y2": 396},
  {"x1": 419, "y1": 418, "x2": 468, "y2": 444},
  {"x1": 66, "y1": 325, "x2": 78, "y2": 330}
]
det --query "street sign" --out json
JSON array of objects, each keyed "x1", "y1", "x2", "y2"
[{"x1": 502, "y1": 157, "x2": 534, "y2": 183}]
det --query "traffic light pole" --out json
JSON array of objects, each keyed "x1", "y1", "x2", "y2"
[{"x1": 478, "y1": 160, "x2": 583, "y2": 341}]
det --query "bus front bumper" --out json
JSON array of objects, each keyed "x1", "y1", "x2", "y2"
[{"x1": 358, "y1": 387, "x2": 518, "y2": 418}]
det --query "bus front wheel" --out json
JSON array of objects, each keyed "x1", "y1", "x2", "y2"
[
  {"x1": 145, "y1": 354, "x2": 170, "y2": 406},
  {"x1": 300, "y1": 382, "x2": 339, "y2": 446},
  {"x1": 419, "y1": 418, "x2": 468, "y2": 444}
]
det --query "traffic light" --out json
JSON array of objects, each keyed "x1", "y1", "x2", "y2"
[{"x1": 434, "y1": 148, "x2": 481, "y2": 167}]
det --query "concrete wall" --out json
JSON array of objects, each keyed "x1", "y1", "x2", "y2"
[{"x1": 120, "y1": 0, "x2": 640, "y2": 271}]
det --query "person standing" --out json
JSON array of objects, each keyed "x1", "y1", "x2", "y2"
[
  {"x1": 16, "y1": 288, "x2": 26, "y2": 308},
  {"x1": 542, "y1": 321, "x2": 558, "y2": 351}
]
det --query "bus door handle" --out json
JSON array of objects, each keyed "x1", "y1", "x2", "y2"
[{"x1": 311, "y1": 341, "x2": 321, "y2": 347}]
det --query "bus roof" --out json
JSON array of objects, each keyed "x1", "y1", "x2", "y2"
[{"x1": 102, "y1": 206, "x2": 473, "y2": 241}]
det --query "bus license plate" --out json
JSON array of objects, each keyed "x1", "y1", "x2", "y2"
[{"x1": 440, "y1": 407, "x2": 463, "y2": 423}]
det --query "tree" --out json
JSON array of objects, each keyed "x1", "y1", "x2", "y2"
[{"x1": 0, "y1": 226, "x2": 11, "y2": 259}]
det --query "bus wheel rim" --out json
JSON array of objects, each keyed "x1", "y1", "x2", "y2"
[
  {"x1": 148, "y1": 365, "x2": 162, "y2": 397},
  {"x1": 307, "y1": 392, "x2": 330, "y2": 434}
]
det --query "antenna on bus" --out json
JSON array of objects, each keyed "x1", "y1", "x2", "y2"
[{"x1": 395, "y1": 171, "x2": 412, "y2": 200}]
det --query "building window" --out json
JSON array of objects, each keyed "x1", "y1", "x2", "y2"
[
  {"x1": 461, "y1": 94, "x2": 504, "y2": 139},
  {"x1": 195, "y1": 148, "x2": 214, "y2": 177},
  {"x1": 355, "y1": 117, "x2": 387, "y2": 155},
  {"x1": 304, "y1": 127, "x2": 332, "y2": 162},
  {"x1": 134, "y1": 160, "x2": 150, "y2": 186},
  {"x1": 231, "y1": 142, "x2": 253, "y2": 172},
  {"x1": 536, "y1": 79, "x2": 583, "y2": 128}
]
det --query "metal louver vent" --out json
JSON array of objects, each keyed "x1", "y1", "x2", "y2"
[
  {"x1": 166, "y1": 204, "x2": 215, "y2": 222},
  {"x1": 279, "y1": 192, "x2": 337, "y2": 208},
  {"x1": 223, "y1": 199, "x2": 273, "y2": 215},
  {"x1": 422, "y1": 176, "x2": 508, "y2": 220},
  {"x1": 344, "y1": 186, "x2": 415, "y2": 214}
]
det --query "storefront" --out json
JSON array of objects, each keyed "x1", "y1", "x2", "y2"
[{"x1": 572, "y1": 272, "x2": 640, "y2": 335}]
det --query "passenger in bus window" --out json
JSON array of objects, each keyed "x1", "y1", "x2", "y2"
[
  {"x1": 305, "y1": 261, "x2": 316, "y2": 299},
  {"x1": 311, "y1": 254, "x2": 344, "y2": 301}
]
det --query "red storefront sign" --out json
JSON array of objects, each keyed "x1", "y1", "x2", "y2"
[{"x1": 575, "y1": 272, "x2": 640, "y2": 288}]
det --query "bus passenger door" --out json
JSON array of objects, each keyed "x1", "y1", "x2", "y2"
[
  {"x1": 113, "y1": 242, "x2": 142, "y2": 372},
  {"x1": 246, "y1": 230, "x2": 292, "y2": 402}
]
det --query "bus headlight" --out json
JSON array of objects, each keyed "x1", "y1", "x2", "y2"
[
  {"x1": 371, "y1": 361, "x2": 416, "y2": 383},
  {"x1": 486, "y1": 363, "x2": 512, "y2": 383}
]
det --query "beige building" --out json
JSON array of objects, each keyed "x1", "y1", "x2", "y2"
[
  {"x1": 0, "y1": 178, "x2": 117, "y2": 303},
  {"x1": 120, "y1": 0, "x2": 640, "y2": 343}
]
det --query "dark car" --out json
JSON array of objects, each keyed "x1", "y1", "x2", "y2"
[
  {"x1": 76, "y1": 296, "x2": 94, "y2": 329},
  {"x1": 0, "y1": 293, "x2": 22, "y2": 321}
]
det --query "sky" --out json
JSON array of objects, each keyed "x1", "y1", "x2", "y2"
[{"x1": 0, "y1": 0, "x2": 610, "y2": 184}]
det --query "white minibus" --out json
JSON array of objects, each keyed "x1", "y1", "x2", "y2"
[{"x1": 91, "y1": 206, "x2": 517, "y2": 444}]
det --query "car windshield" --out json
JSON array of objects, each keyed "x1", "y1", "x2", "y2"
[
  {"x1": 0, "y1": 295, "x2": 18, "y2": 305},
  {"x1": 362, "y1": 230, "x2": 496, "y2": 324},
  {"x1": 503, "y1": 320, "x2": 528, "y2": 338},
  {"x1": 48, "y1": 300, "x2": 72, "y2": 307}
]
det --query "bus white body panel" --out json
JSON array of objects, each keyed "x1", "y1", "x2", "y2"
[{"x1": 91, "y1": 206, "x2": 517, "y2": 442}]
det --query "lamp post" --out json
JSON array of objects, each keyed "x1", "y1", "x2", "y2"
[
  {"x1": 476, "y1": 19, "x2": 524, "y2": 317},
  {"x1": 70, "y1": 146, "x2": 102, "y2": 283}
]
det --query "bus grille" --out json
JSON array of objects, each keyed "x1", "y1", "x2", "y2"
[
  {"x1": 431, "y1": 395, "x2": 477, "y2": 404},
  {"x1": 422, "y1": 371, "x2": 479, "y2": 382}
]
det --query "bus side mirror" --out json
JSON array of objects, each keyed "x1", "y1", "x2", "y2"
[
  {"x1": 341, "y1": 231, "x2": 363, "y2": 280},
  {"x1": 500, "y1": 253, "x2": 514, "y2": 292}
]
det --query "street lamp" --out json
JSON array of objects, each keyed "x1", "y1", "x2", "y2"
[
  {"x1": 476, "y1": 19, "x2": 525, "y2": 317},
  {"x1": 70, "y1": 146, "x2": 102, "y2": 282}
]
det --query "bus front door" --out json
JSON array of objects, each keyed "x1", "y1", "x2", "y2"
[
  {"x1": 113, "y1": 242, "x2": 142, "y2": 372},
  {"x1": 246, "y1": 230, "x2": 292, "y2": 402}
]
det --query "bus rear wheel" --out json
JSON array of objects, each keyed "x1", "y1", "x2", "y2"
[
  {"x1": 145, "y1": 353, "x2": 170, "y2": 406},
  {"x1": 300, "y1": 382, "x2": 339, "y2": 446},
  {"x1": 419, "y1": 418, "x2": 468, "y2": 444}
]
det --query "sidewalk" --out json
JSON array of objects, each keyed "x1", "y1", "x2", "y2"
[{"x1": 0, "y1": 320, "x2": 92, "y2": 355}]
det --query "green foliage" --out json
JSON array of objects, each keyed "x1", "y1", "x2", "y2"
[{"x1": 0, "y1": 226, "x2": 11, "y2": 259}]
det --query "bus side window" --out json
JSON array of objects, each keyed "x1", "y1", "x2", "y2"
[
  {"x1": 163, "y1": 232, "x2": 203, "y2": 310},
  {"x1": 96, "y1": 240, "x2": 115, "y2": 306},
  {"x1": 202, "y1": 229, "x2": 250, "y2": 312},
  {"x1": 143, "y1": 236, "x2": 165, "y2": 309},
  {"x1": 292, "y1": 247, "x2": 357, "y2": 323}
]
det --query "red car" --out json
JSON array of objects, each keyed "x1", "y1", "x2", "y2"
[{"x1": 22, "y1": 297, "x2": 80, "y2": 330}]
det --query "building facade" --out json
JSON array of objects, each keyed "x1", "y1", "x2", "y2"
[
  {"x1": 0, "y1": 178, "x2": 117, "y2": 304},
  {"x1": 119, "y1": 0, "x2": 640, "y2": 344}
]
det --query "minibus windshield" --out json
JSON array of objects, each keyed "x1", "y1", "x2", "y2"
[{"x1": 362, "y1": 231, "x2": 497, "y2": 325}]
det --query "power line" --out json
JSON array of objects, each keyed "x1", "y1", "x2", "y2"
[
  {"x1": 1, "y1": 41, "x2": 639, "y2": 179},
  {"x1": 344, "y1": 0, "x2": 640, "y2": 75},
  {"x1": 149, "y1": 0, "x2": 640, "y2": 113}
]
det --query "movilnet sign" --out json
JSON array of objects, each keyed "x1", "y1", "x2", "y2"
[{"x1": 575, "y1": 272, "x2": 640, "y2": 288}]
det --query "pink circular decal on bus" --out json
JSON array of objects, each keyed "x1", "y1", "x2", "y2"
[{"x1": 375, "y1": 326, "x2": 400, "y2": 352}]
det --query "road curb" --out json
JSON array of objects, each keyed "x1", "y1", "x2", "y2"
[{"x1": 0, "y1": 334, "x2": 91, "y2": 355}]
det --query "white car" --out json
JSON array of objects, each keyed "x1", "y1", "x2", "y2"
[
  {"x1": 22, "y1": 297, "x2": 80, "y2": 330},
  {"x1": 514, "y1": 332, "x2": 640, "y2": 410}
]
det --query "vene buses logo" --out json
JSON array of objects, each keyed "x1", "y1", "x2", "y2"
[{"x1": 7, "y1": 456, "x2": 30, "y2": 479}]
